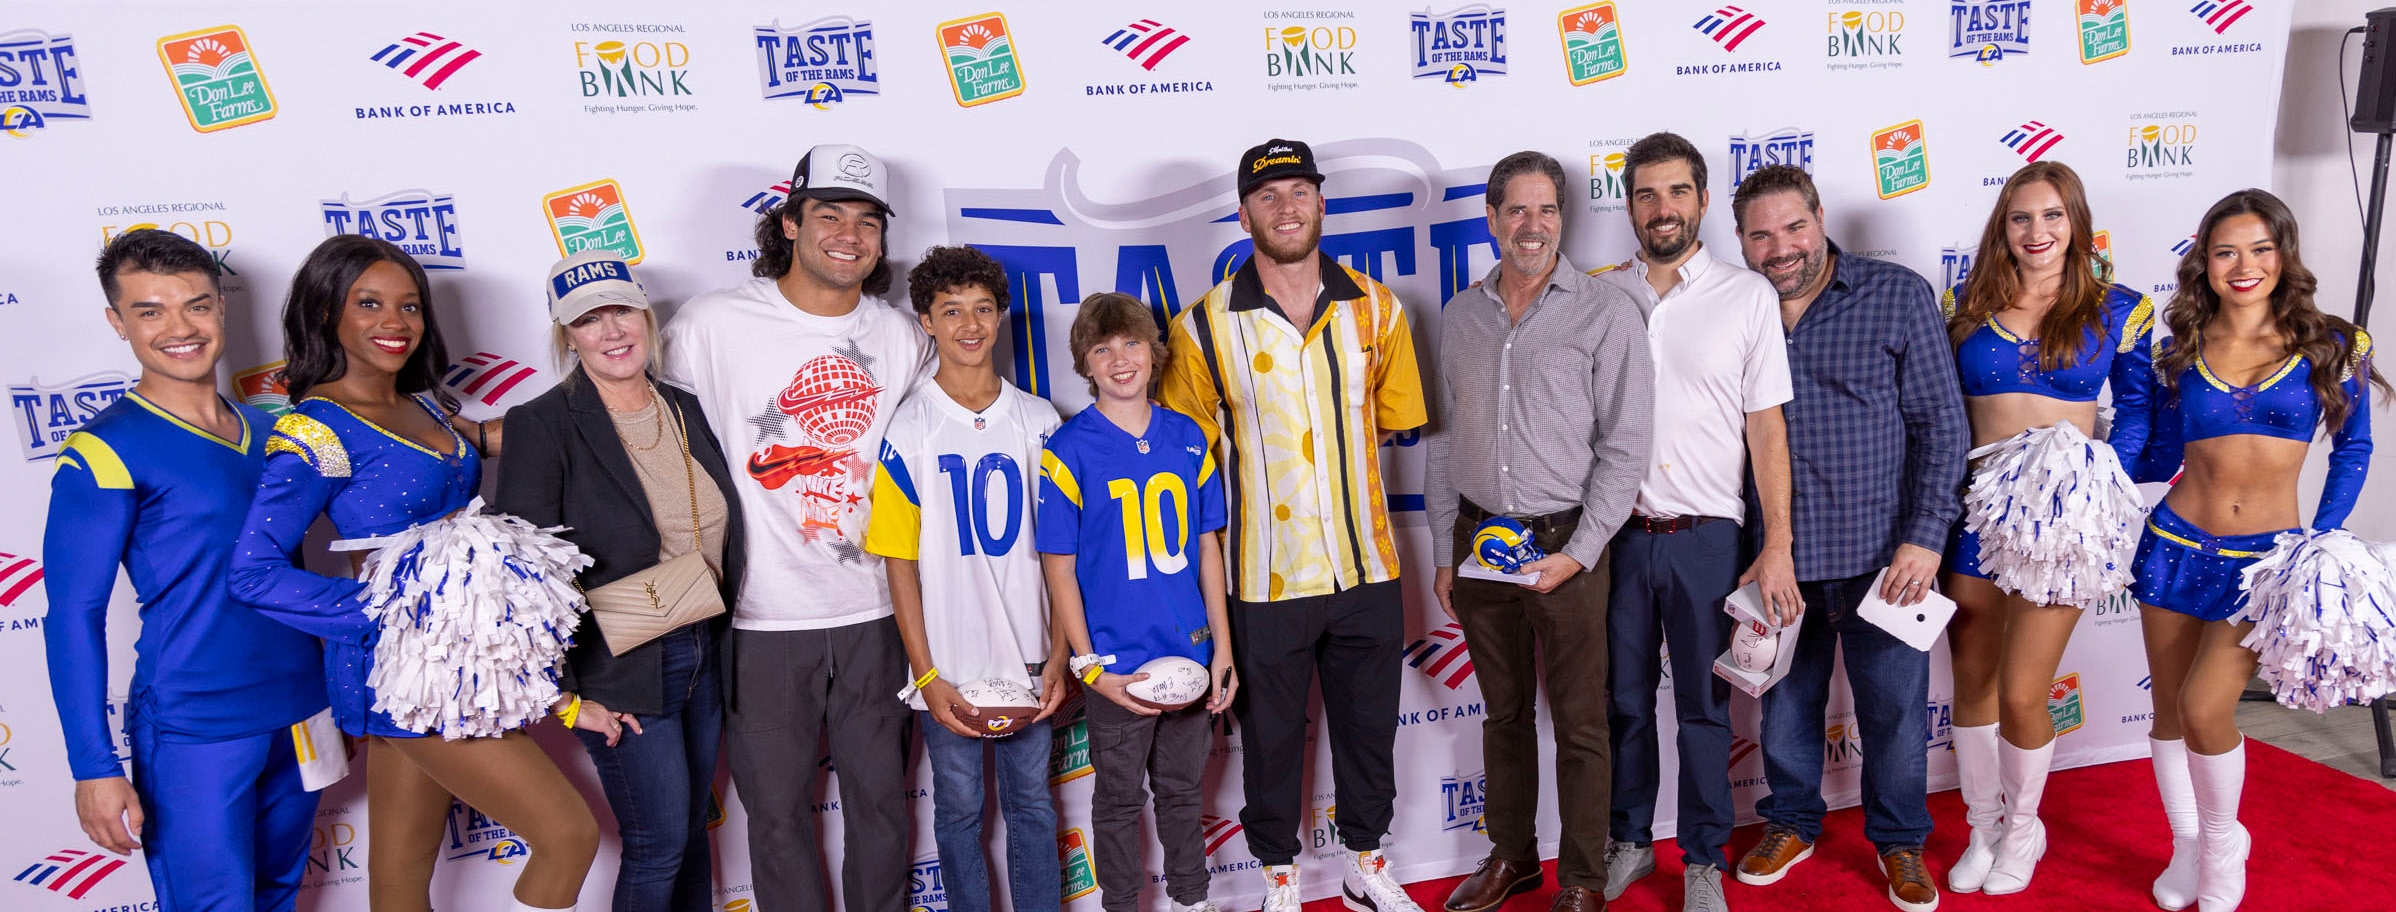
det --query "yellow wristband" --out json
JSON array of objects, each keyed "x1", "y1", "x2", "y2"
[
  {"x1": 555, "y1": 696, "x2": 582, "y2": 729},
  {"x1": 1080, "y1": 664, "x2": 1103, "y2": 685},
  {"x1": 911, "y1": 669, "x2": 940, "y2": 691}
]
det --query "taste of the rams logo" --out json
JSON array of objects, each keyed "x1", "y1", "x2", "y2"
[
  {"x1": 1827, "y1": 8, "x2": 1905, "y2": 62},
  {"x1": 1057, "y1": 829, "x2": 1098, "y2": 902},
  {"x1": 1940, "y1": 244, "x2": 1976, "y2": 291},
  {"x1": 1926, "y1": 697, "x2": 1956, "y2": 750},
  {"x1": 11, "y1": 373, "x2": 132, "y2": 462},
  {"x1": 1870, "y1": 119, "x2": 1931, "y2": 200},
  {"x1": 1729, "y1": 128, "x2": 1815, "y2": 190},
  {"x1": 2079, "y1": 0, "x2": 2131, "y2": 64},
  {"x1": 1558, "y1": 3, "x2": 1627, "y2": 86},
  {"x1": 157, "y1": 25, "x2": 276, "y2": 133},
  {"x1": 235, "y1": 362, "x2": 292, "y2": 416},
  {"x1": 938, "y1": 13, "x2": 1027, "y2": 108},
  {"x1": 0, "y1": 30, "x2": 89, "y2": 138},
  {"x1": 755, "y1": 17, "x2": 877, "y2": 107},
  {"x1": 2048, "y1": 671, "x2": 2087, "y2": 736},
  {"x1": 445, "y1": 799, "x2": 529, "y2": 864},
  {"x1": 2126, "y1": 115, "x2": 2197, "y2": 179},
  {"x1": 322, "y1": 190, "x2": 464, "y2": 271},
  {"x1": 544, "y1": 179, "x2": 646, "y2": 264},
  {"x1": 909, "y1": 856, "x2": 948, "y2": 912},
  {"x1": 1949, "y1": 1, "x2": 2031, "y2": 64},
  {"x1": 1410, "y1": 5, "x2": 1508, "y2": 87},
  {"x1": 1440, "y1": 769, "x2": 1489, "y2": 832}
]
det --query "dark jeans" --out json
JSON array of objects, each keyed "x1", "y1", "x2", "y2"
[
  {"x1": 920, "y1": 714, "x2": 1060, "y2": 912},
  {"x1": 1450, "y1": 512, "x2": 1613, "y2": 890},
  {"x1": 1085, "y1": 695, "x2": 1212, "y2": 911},
  {"x1": 1232, "y1": 577, "x2": 1404, "y2": 864},
  {"x1": 574, "y1": 623, "x2": 722, "y2": 912},
  {"x1": 1755, "y1": 570, "x2": 1933, "y2": 852},
  {"x1": 1607, "y1": 520, "x2": 1740, "y2": 869}
]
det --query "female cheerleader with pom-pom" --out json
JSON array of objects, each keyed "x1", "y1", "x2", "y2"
[
  {"x1": 2135, "y1": 189, "x2": 2387, "y2": 912},
  {"x1": 230, "y1": 235, "x2": 600, "y2": 912},
  {"x1": 1936, "y1": 161, "x2": 2158, "y2": 897}
]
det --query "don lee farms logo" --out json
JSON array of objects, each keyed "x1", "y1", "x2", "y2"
[
  {"x1": 544, "y1": 179, "x2": 645, "y2": 263},
  {"x1": 1403, "y1": 621, "x2": 1476, "y2": 689},
  {"x1": 443, "y1": 352, "x2": 540, "y2": 407},
  {"x1": 755, "y1": 17, "x2": 877, "y2": 106},
  {"x1": 2079, "y1": 0, "x2": 2131, "y2": 64},
  {"x1": 322, "y1": 190, "x2": 464, "y2": 271},
  {"x1": 1730, "y1": 128, "x2": 1815, "y2": 189},
  {"x1": 1827, "y1": 8, "x2": 1905, "y2": 69},
  {"x1": 2001, "y1": 119, "x2": 2065, "y2": 163},
  {"x1": 2093, "y1": 228, "x2": 2112, "y2": 265},
  {"x1": 938, "y1": 13, "x2": 1026, "y2": 107},
  {"x1": 1089, "y1": 20, "x2": 1212, "y2": 96},
  {"x1": 1057, "y1": 829, "x2": 1097, "y2": 902},
  {"x1": 1440, "y1": 769, "x2": 1488, "y2": 832},
  {"x1": 1558, "y1": 3, "x2": 1627, "y2": 85},
  {"x1": 1871, "y1": 119, "x2": 1931, "y2": 199},
  {"x1": 1264, "y1": 12, "x2": 1359, "y2": 91},
  {"x1": 1048, "y1": 699, "x2": 1093, "y2": 784},
  {"x1": 2126, "y1": 114, "x2": 2197, "y2": 180},
  {"x1": 571, "y1": 23, "x2": 695, "y2": 112},
  {"x1": 11, "y1": 373, "x2": 132, "y2": 462},
  {"x1": 2048, "y1": 671, "x2": 2087, "y2": 736},
  {"x1": 1950, "y1": 1, "x2": 2030, "y2": 63},
  {"x1": 157, "y1": 25, "x2": 276, "y2": 132},
  {"x1": 235, "y1": 361, "x2": 292, "y2": 416},
  {"x1": 372, "y1": 31, "x2": 481, "y2": 89},
  {"x1": 0, "y1": 552, "x2": 44, "y2": 610},
  {"x1": 12, "y1": 848, "x2": 126, "y2": 900},
  {"x1": 0, "y1": 30, "x2": 89, "y2": 137},
  {"x1": 1410, "y1": 5, "x2": 1508, "y2": 87}
]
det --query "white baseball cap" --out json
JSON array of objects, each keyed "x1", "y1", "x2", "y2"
[
  {"x1": 546, "y1": 250, "x2": 650, "y2": 325},
  {"x1": 790, "y1": 143, "x2": 893, "y2": 216}
]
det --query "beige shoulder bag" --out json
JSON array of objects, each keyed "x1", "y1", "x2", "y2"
[{"x1": 585, "y1": 392, "x2": 726, "y2": 656}]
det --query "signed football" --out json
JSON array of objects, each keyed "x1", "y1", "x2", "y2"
[
  {"x1": 1124, "y1": 656, "x2": 1210, "y2": 711},
  {"x1": 953, "y1": 677, "x2": 1040, "y2": 736},
  {"x1": 1730, "y1": 620, "x2": 1779, "y2": 673}
]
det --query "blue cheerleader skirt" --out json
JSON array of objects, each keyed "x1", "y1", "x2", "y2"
[
  {"x1": 1946, "y1": 524, "x2": 1991, "y2": 580},
  {"x1": 2129, "y1": 500, "x2": 2294, "y2": 622}
]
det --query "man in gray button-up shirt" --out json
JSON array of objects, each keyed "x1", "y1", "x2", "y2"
[{"x1": 1424, "y1": 151, "x2": 1653, "y2": 912}]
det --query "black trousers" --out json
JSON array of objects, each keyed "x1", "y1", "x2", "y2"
[{"x1": 1231, "y1": 577, "x2": 1404, "y2": 864}]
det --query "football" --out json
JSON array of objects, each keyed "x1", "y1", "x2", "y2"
[
  {"x1": 1730, "y1": 619, "x2": 1778, "y2": 673},
  {"x1": 952, "y1": 677, "x2": 1041, "y2": 737},
  {"x1": 1125, "y1": 656, "x2": 1211, "y2": 711}
]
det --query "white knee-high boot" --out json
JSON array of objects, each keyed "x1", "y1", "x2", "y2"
[
  {"x1": 1948, "y1": 722, "x2": 2005, "y2": 892},
  {"x1": 1982, "y1": 738, "x2": 2055, "y2": 895},
  {"x1": 2151, "y1": 737, "x2": 2201, "y2": 911},
  {"x1": 511, "y1": 900, "x2": 574, "y2": 912},
  {"x1": 2189, "y1": 740, "x2": 2250, "y2": 912}
]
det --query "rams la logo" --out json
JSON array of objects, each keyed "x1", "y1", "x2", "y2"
[
  {"x1": 1411, "y1": 5, "x2": 1508, "y2": 85},
  {"x1": 1948, "y1": 2, "x2": 2031, "y2": 62},
  {"x1": 1559, "y1": 3, "x2": 1628, "y2": 85},
  {"x1": 1472, "y1": 515, "x2": 1543, "y2": 572},
  {"x1": 544, "y1": 178, "x2": 646, "y2": 263},
  {"x1": 0, "y1": 30, "x2": 89, "y2": 138},
  {"x1": 157, "y1": 25, "x2": 276, "y2": 132},
  {"x1": 1870, "y1": 119, "x2": 1931, "y2": 199},
  {"x1": 755, "y1": 17, "x2": 877, "y2": 105}
]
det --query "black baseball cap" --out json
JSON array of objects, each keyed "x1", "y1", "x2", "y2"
[
  {"x1": 790, "y1": 143, "x2": 894, "y2": 217},
  {"x1": 1236, "y1": 138, "x2": 1324, "y2": 199}
]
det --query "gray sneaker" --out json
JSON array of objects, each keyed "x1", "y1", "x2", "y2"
[
  {"x1": 1603, "y1": 841, "x2": 1655, "y2": 901},
  {"x1": 1683, "y1": 864, "x2": 1729, "y2": 912}
]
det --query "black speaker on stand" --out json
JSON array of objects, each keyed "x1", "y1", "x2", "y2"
[{"x1": 2350, "y1": 8, "x2": 2396, "y2": 779}]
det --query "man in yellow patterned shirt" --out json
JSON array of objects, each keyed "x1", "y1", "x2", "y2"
[{"x1": 1158, "y1": 138, "x2": 1428, "y2": 912}]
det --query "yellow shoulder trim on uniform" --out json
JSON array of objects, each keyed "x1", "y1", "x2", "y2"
[
  {"x1": 1040, "y1": 450, "x2": 1082, "y2": 509},
  {"x1": 861, "y1": 468, "x2": 922, "y2": 561},
  {"x1": 2120, "y1": 295, "x2": 2157, "y2": 353},
  {"x1": 58, "y1": 432, "x2": 132, "y2": 490},
  {"x1": 1585, "y1": 262, "x2": 1622, "y2": 276},
  {"x1": 268, "y1": 413, "x2": 350, "y2": 478},
  {"x1": 1197, "y1": 450, "x2": 1217, "y2": 489},
  {"x1": 2346, "y1": 328, "x2": 2375, "y2": 382},
  {"x1": 1938, "y1": 286, "x2": 1957, "y2": 320}
]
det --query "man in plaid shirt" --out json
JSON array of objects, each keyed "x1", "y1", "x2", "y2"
[{"x1": 1724, "y1": 165, "x2": 1967, "y2": 912}]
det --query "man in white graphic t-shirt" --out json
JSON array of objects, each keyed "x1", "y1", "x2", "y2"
[{"x1": 660, "y1": 143, "x2": 931, "y2": 912}]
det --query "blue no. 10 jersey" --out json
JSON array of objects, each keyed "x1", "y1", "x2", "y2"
[{"x1": 1036, "y1": 404, "x2": 1226, "y2": 671}]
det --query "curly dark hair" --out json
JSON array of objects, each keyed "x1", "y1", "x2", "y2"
[
  {"x1": 96, "y1": 228, "x2": 220, "y2": 307},
  {"x1": 905, "y1": 245, "x2": 1010, "y2": 315},
  {"x1": 750, "y1": 196, "x2": 893, "y2": 296},
  {"x1": 279, "y1": 235, "x2": 456, "y2": 412}
]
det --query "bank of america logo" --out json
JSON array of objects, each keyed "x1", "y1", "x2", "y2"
[
  {"x1": 371, "y1": 31, "x2": 481, "y2": 90},
  {"x1": 1403, "y1": 622, "x2": 1476, "y2": 689},
  {"x1": 1101, "y1": 19, "x2": 1190, "y2": 70},
  {"x1": 0, "y1": 552, "x2": 42, "y2": 608},
  {"x1": 2000, "y1": 120, "x2": 2064, "y2": 162},
  {"x1": 2188, "y1": 1, "x2": 2252, "y2": 35},
  {"x1": 1200, "y1": 814, "x2": 1245, "y2": 856},
  {"x1": 2172, "y1": 236, "x2": 2196, "y2": 257},
  {"x1": 443, "y1": 352, "x2": 539, "y2": 406},
  {"x1": 13, "y1": 849, "x2": 126, "y2": 900},
  {"x1": 1693, "y1": 5, "x2": 1766, "y2": 51}
]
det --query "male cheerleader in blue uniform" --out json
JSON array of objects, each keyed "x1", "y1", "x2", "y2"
[{"x1": 42, "y1": 229, "x2": 330, "y2": 911}]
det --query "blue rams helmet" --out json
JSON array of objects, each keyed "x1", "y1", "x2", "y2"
[{"x1": 1471, "y1": 516, "x2": 1545, "y2": 573}]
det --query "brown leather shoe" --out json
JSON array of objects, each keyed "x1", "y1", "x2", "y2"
[
  {"x1": 1734, "y1": 826, "x2": 1815, "y2": 886},
  {"x1": 1549, "y1": 885, "x2": 1605, "y2": 912},
  {"x1": 1443, "y1": 857, "x2": 1543, "y2": 912},
  {"x1": 1881, "y1": 846, "x2": 1940, "y2": 911}
]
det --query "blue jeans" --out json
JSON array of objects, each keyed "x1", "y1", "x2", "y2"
[
  {"x1": 574, "y1": 624, "x2": 723, "y2": 912},
  {"x1": 1756, "y1": 570, "x2": 1933, "y2": 853},
  {"x1": 920, "y1": 713, "x2": 1061, "y2": 912}
]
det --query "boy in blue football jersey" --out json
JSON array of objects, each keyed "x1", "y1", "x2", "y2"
[{"x1": 1038, "y1": 292, "x2": 1237, "y2": 912}]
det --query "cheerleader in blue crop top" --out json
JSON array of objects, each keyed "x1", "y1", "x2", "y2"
[
  {"x1": 228, "y1": 236, "x2": 597, "y2": 912},
  {"x1": 2127, "y1": 191, "x2": 2389, "y2": 912},
  {"x1": 1933, "y1": 163, "x2": 2160, "y2": 897}
]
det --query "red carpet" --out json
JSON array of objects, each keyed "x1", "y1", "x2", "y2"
[{"x1": 1304, "y1": 740, "x2": 2392, "y2": 911}]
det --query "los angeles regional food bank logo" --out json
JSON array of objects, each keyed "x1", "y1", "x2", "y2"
[
  {"x1": 938, "y1": 13, "x2": 1026, "y2": 107},
  {"x1": 157, "y1": 25, "x2": 276, "y2": 132},
  {"x1": 544, "y1": 179, "x2": 645, "y2": 263}
]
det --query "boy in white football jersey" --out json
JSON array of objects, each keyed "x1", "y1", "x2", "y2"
[{"x1": 865, "y1": 245, "x2": 1066, "y2": 912}]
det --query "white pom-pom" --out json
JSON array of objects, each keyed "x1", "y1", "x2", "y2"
[
  {"x1": 1962, "y1": 423, "x2": 2147, "y2": 610},
  {"x1": 2236, "y1": 530, "x2": 2396, "y2": 713},
  {"x1": 350, "y1": 497, "x2": 593, "y2": 739}
]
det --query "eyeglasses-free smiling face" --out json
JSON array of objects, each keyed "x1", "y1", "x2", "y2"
[
  {"x1": 1487, "y1": 172, "x2": 1563, "y2": 280},
  {"x1": 1238, "y1": 176, "x2": 1325, "y2": 266},
  {"x1": 919, "y1": 282, "x2": 1003, "y2": 372},
  {"x1": 783, "y1": 198, "x2": 886, "y2": 292},
  {"x1": 106, "y1": 269, "x2": 224, "y2": 385},
  {"x1": 566, "y1": 305, "x2": 651, "y2": 385},
  {"x1": 1083, "y1": 332, "x2": 1154, "y2": 403},
  {"x1": 2205, "y1": 212, "x2": 2279, "y2": 307},
  {"x1": 335, "y1": 259, "x2": 424, "y2": 379},
  {"x1": 2003, "y1": 179, "x2": 2072, "y2": 276}
]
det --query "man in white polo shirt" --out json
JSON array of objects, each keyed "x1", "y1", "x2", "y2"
[{"x1": 1592, "y1": 131, "x2": 1800, "y2": 912}]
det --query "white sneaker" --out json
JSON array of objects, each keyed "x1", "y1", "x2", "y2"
[
  {"x1": 1172, "y1": 900, "x2": 1225, "y2": 912},
  {"x1": 1261, "y1": 865, "x2": 1302, "y2": 912},
  {"x1": 1343, "y1": 850, "x2": 1424, "y2": 912}
]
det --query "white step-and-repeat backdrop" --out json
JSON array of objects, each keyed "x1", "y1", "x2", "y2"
[{"x1": 0, "y1": 2, "x2": 2291, "y2": 910}]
